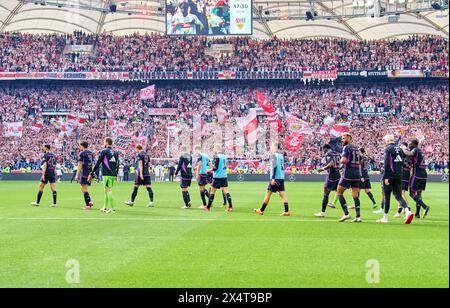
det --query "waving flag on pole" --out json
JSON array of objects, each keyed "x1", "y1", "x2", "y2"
[
  {"x1": 30, "y1": 120, "x2": 43, "y2": 132},
  {"x1": 286, "y1": 114, "x2": 313, "y2": 135},
  {"x1": 67, "y1": 114, "x2": 87, "y2": 126},
  {"x1": 216, "y1": 107, "x2": 227, "y2": 125},
  {"x1": 256, "y1": 91, "x2": 283, "y2": 133},
  {"x1": 236, "y1": 109, "x2": 258, "y2": 145},
  {"x1": 140, "y1": 85, "x2": 156, "y2": 100},
  {"x1": 330, "y1": 122, "x2": 351, "y2": 137}
]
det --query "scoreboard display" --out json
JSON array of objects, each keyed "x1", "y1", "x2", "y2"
[{"x1": 166, "y1": 0, "x2": 252, "y2": 36}]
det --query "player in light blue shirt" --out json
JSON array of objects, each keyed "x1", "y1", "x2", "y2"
[
  {"x1": 204, "y1": 144, "x2": 233, "y2": 212},
  {"x1": 255, "y1": 144, "x2": 290, "y2": 216}
]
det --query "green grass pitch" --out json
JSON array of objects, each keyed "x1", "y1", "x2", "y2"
[{"x1": 0, "y1": 180, "x2": 448, "y2": 288}]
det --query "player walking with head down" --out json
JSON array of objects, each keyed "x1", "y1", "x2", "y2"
[
  {"x1": 377, "y1": 134, "x2": 414, "y2": 224},
  {"x1": 195, "y1": 146, "x2": 211, "y2": 209},
  {"x1": 204, "y1": 144, "x2": 233, "y2": 212},
  {"x1": 75, "y1": 141, "x2": 94, "y2": 210},
  {"x1": 176, "y1": 146, "x2": 194, "y2": 209},
  {"x1": 314, "y1": 144, "x2": 341, "y2": 218},
  {"x1": 31, "y1": 144, "x2": 58, "y2": 208},
  {"x1": 88, "y1": 138, "x2": 120, "y2": 214},
  {"x1": 125, "y1": 144, "x2": 154, "y2": 208},
  {"x1": 254, "y1": 144, "x2": 290, "y2": 216}
]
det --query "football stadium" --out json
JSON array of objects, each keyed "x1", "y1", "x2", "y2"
[{"x1": 0, "y1": 0, "x2": 448, "y2": 293}]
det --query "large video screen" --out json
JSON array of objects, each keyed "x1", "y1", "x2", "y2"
[{"x1": 166, "y1": 0, "x2": 252, "y2": 36}]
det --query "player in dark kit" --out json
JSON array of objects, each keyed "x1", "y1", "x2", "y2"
[
  {"x1": 358, "y1": 148, "x2": 377, "y2": 209},
  {"x1": 314, "y1": 144, "x2": 341, "y2": 218},
  {"x1": 176, "y1": 146, "x2": 194, "y2": 209},
  {"x1": 75, "y1": 142, "x2": 94, "y2": 210},
  {"x1": 395, "y1": 142, "x2": 412, "y2": 218},
  {"x1": 401, "y1": 138, "x2": 431, "y2": 219},
  {"x1": 125, "y1": 144, "x2": 154, "y2": 208},
  {"x1": 31, "y1": 144, "x2": 58, "y2": 208},
  {"x1": 336, "y1": 133, "x2": 363, "y2": 223},
  {"x1": 254, "y1": 144, "x2": 290, "y2": 216},
  {"x1": 88, "y1": 138, "x2": 120, "y2": 214},
  {"x1": 377, "y1": 134, "x2": 414, "y2": 224},
  {"x1": 205, "y1": 144, "x2": 233, "y2": 213}
]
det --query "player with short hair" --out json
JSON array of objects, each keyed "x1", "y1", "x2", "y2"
[
  {"x1": 401, "y1": 138, "x2": 431, "y2": 219},
  {"x1": 89, "y1": 138, "x2": 120, "y2": 214},
  {"x1": 75, "y1": 141, "x2": 94, "y2": 210},
  {"x1": 336, "y1": 133, "x2": 364, "y2": 223},
  {"x1": 254, "y1": 144, "x2": 290, "y2": 216},
  {"x1": 377, "y1": 134, "x2": 414, "y2": 224},
  {"x1": 204, "y1": 144, "x2": 233, "y2": 212},
  {"x1": 31, "y1": 144, "x2": 58, "y2": 208},
  {"x1": 315, "y1": 144, "x2": 341, "y2": 218},
  {"x1": 125, "y1": 144, "x2": 154, "y2": 208},
  {"x1": 195, "y1": 146, "x2": 211, "y2": 209},
  {"x1": 176, "y1": 146, "x2": 194, "y2": 209}
]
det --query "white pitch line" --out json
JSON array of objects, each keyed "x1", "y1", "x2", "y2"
[{"x1": 0, "y1": 217, "x2": 448, "y2": 225}]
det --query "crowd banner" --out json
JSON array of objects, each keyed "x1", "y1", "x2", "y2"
[
  {"x1": 147, "y1": 108, "x2": 178, "y2": 116},
  {"x1": 0, "y1": 70, "x2": 448, "y2": 81},
  {"x1": 357, "y1": 107, "x2": 393, "y2": 117}
]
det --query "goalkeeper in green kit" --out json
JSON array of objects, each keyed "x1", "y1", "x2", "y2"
[{"x1": 88, "y1": 138, "x2": 120, "y2": 214}]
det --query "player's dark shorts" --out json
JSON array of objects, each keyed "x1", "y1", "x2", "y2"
[
  {"x1": 324, "y1": 178, "x2": 339, "y2": 191},
  {"x1": 180, "y1": 178, "x2": 192, "y2": 188},
  {"x1": 402, "y1": 172, "x2": 410, "y2": 191},
  {"x1": 41, "y1": 174, "x2": 56, "y2": 184},
  {"x1": 339, "y1": 177, "x2": 361, "y2": 189},
  {"x1": 268, "y1": 180, "x2": 285, "y2": 193},
  {"x1": 198, "y1": 174, "x2": 212, "y2": 186},
  {"x1": 383, "y1": 177, "x2": 402, "y2": 198},
  {"x1": 410, "y1": 177, "x2": 427, "y2": 192},
  {"x1": 402, "y1": 179, "x2": 409, "y2": 191},
  {"x1": 80, "y1": 176, "x2": 91, "y2": 186},
  {"x1": 212, "y1": 178, "x2": 228, "y2": 189},
  {"x1": 359, "y1": 178, "x2": 372, "y2": 190},
  {"x1": 135, "y1": 175, "x2": 151, "y2": 186}
]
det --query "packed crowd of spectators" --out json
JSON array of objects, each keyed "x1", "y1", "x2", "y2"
[
  {"x1": 0, "y1": 81, "x2": 448, "y2": 174},
  {"x1": 1, "y1": 32, "x2": 448, "y2": 73}
]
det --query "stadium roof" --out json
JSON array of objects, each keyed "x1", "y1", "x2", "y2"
[{"x1": 0, "y1": 0, "x2": 448, "y2": 40}]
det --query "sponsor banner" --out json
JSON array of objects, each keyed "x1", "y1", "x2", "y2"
[
  {"x1": 357, "y1": 107, "x2": 393, "y2": 117},
  {"x1": 337, "y1": 70, "x2": 388, "y2": 78},
  {"x1": 147, "y1": 108, "x2": 178, "y2": 116},
  {"x1": 428, "y1": 70, "x2": 449, "y2": 78},
  {"x1": 388, "y1": 70, "x2": 425, "y2": 78}
]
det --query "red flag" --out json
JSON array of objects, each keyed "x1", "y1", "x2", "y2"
[
  {"x1": 330, "y1": 122, "x2": 351, "y2": 137},
  {"x1": 286, "y1": 114, "x2": 313, "y2": 135},
  {"x1": 236, "y1": 110, "x2": 258, "y2": 145},
  {"x1": 216, "y1": 107, "x2": 227, "y2": 124},
  {"x1": 67, "y1": 114, "x2": 87, "y2": 126},
  {"x1": 285, "y1": 134, "x2": 304, "y2": 152},
  {"x1": 140, "y1": 85, "x2": 156, "y2": 100},
  {"x1": 30, "y1": 121, "x2": 43, "y2": 132},
  {"x1": 256, "y1": 91, "x2": 283, "y2": 133}
]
